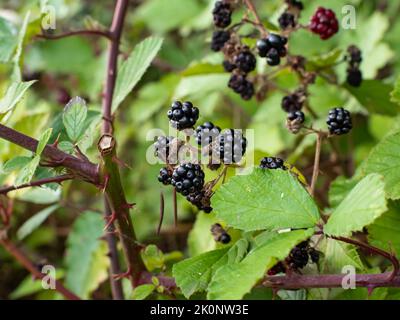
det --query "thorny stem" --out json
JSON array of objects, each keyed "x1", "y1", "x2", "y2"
[
  {"x1": 0, "y1": 174, "x2": 73, "y2": 195},
  {"x1": 0, "y1": 237, "x2": 80, "y2": 300}
]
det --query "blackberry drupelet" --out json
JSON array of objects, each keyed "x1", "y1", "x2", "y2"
[
  {"x1": 195, "y1": 121, "x2": 221, "y2": 146},
  {"x1": 154, "y1": 136, "x2": 174, "y2": 161},
  {"x1": 167, "y1": 101, "x2": 199, "y2": 130},
  {"x1": 216, "y1": 129, "x2": 247, "y2": 164},
  {"x1": 259, "y1": 157, "x2": 286, "y2": 170},
  {"x1": 212, "y1": 1, "x2": 232, "y2": 28},
  {"x1": 310, "y1": 7, "x2": 339, "y2": 40},
  {"x1": 171, "y1": 163, "x2": 205, "y2": 196},
  {"x1": 278, "y1": 12, "x2": 296, "y2": 29},
  {"x1": 211, "y1": 30, "x2": 230, "y2": 52},
  {"x1": 228, "y1": 73, "x2": 254, "y2": 100},
  {"x1": 234, "y1": 48, "x2": 256, "y2": 73},
  {"x1": 326, "y1": 107, "x2": 352, "y2": 135},
  {"x1": 158, "y1": 167, "x2": 172, "y2": 185}
]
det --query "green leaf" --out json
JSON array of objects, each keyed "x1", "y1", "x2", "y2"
[
  {"x1": 65, "y1": 212, "x2": 109, "y2": 299},
  {"x1": 362, "y1": 132, "x2": 400, "y2": 199},
  {"x1": 131, "y1": 284, "x2": 155, "y2": 300},
  {"x1": 112, "y1": 37, "x2": 163, "y2": 112},
  {"x1": 324, "y1": 174, "x2": 387, "y2": 237},
  {"x1": 188, "y1": 212, "x2": 217, "y2": 256},
  {"x1": 344, "y1": 80, "x2": 400, "y2": 116},
  {"x1": 0, "y1": 17, "x2": 18, "y2": 62},
  {"x1": 141, "y1": 245, "x2": 165, "y2": 272},
  {"x1": 174, "y1": 74, "x2": 229, "y2": 99},
  {"x1": 368, "y1": 201, "x2": 400, "y2": 257},
  {"x1": 213, "y1": 168, "x2": 320, "y2": 232},
  {"x1": 307, "y1": 48, "x2": 343, "y2": 70},
  {"x1": 322, "y1": 239, "x2": 364, "y2": 273},
  {"x1": 172, "y1": 239, "x2": 248, "y2": 298},
  {"x1": 15, "y1": 155, "x2": 40, "y2": 186},
  {"x1": 12, "y1": 11, "x2": 31, "y2": 81},
  {"x1": 207, "y1": 229, "x2": 314, "y2": 300},
  {"x1": 0, "y1": 81, "x2": 36, "y2": 115},
  {"x1": 328, "y1": 176, "x2": 359, "y2": 208},
  {"x1": 391, "y1": 75, "x2": 400, "y2": 105},
  {"x1": 2, "y1": 156, "x2": 31, "y2": 173},
  {"x1": 36, "y1": 128, "x2": 53, "y2": 155},
  {"x1": 17, "y1": 204, "x2": 59, "y2": 240},
  {"x1": 62, "y1": 96, "x2": 88, "y2": 142}
]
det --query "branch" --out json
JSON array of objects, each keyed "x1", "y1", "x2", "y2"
[
  {"x1": 0, "y1": 174, "x2": 73, "y2": 195},
  {"x1": 37, "y1": 29, "x2": 112, "y2": 41},
  {"x1": 310, "y1": 132, "x2": 324, "y2": 196},
  {"x1": 0, "y1": 237, "x2": 80, "y2": 300},
  {"x1": 0, "y1": 124, "x2": 100, "y2": 185},
  {"x1": 243, "y1": 0, "x2": 267, "y2": 36}
]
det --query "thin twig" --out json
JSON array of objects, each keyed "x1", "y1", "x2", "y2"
[
  {"x1": 37, "y1": 29, "x2": 112, "y2": 40},
  {"x1": 157, "y1": 191, "x2": 165, "y2": 235},
  {"x1": 310, "y1": 132, "x2": 324, "y2": 196},
  {"x1": 173, "y1": 188, "x2": 178, "y2": 227},
  {"x1": 243, "y1": 0, "x2": 267, "y2": 36}
]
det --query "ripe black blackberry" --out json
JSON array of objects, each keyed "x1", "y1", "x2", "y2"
[
  {"x1": 278, "y1": 12, "x2": 296, "y2": 30},
  {"x1": 211, "y1": 223, "x2": 231, "y2": 244},
  {"x1": 346, "y1": 67, "x2": 362, "y2": 87},
  {"x1": 171, "y1": 163, "x2": 205, "y2": 196},
  {"x1": 234, "y1": 48, "x2": 256, "y2": 73},
  {"x1": 215, "y1": 129, "x2": 247, "y2": 164},
  {"x1": 158, "y1": 167, "x2": 172, "y2": 185},
  {"x1": 167, "y1": 101, "x2": 199, "y2": 130},
  {"x1": 154, "y1": 136, "x2": 174, "y2": 162},
  {"x1": 326, "y1": 107, "x2": 352, "y2": 135},
  {"x1": 287, "y1": 110, "x2": 305, "y2": 123},
  {"x1": 281, "y1": 91, "x2": 304, "y2": 112},
  {"x1": 259, "y1": 157, "x2": 286, "y2": 170},
  {"x1": 211, "y1": 30, "x2": 230, "y2": 52},
  {"x1": 195, "y1": 121, "x2": 221, "y2": 146},
  {"x1": 347, "y1": 45, "x2": 362, "y2": 64},
  {"x1": 223, "y1": 60, "x2": 236, "y2": 72},
  {"x1": 212, "y1": 1, "x2": 232, "y2": 28},
  {"x1": 186, "y1": 190, "x2": 213, "y2": 213},
  {"x1": 256, "y1": 34, "x2": 287, "y2": 66},
  {"x1": 228, "y1": 73, "x2": 254, "y2": 100},
  {"x1": 288, "y1": 244, "x2": 309, "y2": 269},
  {"x1": 346, "y1": 45, "x2": 362, "y2": 87}
]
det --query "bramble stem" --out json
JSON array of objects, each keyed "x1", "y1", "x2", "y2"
[{"x1": 310, "y1": 132, "x2": 324, "y2": 196}]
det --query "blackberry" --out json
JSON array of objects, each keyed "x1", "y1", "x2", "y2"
[
  {"x1": 211, "y1": 223, "x2": 231, "y2": 244},
  {"x1": 259, "y1": 157, "x2": 286, "y2": 170},
  {"x1": 278, "y1": 12, "x2": 296, "y2": 30},
  {"x1": 281, "y1": 91, "x2": 304, "y2": 112},
  {"x1": 211, "y1": 30, "x2": 230, "y2": 52},
  {"x1": 215, "y1": 129, "x2": 247, "y2": 164},
  {"x1": 167, "y1": 101, "x2": 199, "y2": 130},
  {"x1": 219, "y1": 233, "x2": 231, "y2": 244},
  {"x1": 195, "y1": 121, "x2": 221, "y2": 146},
  {"x1": 310, "y1": 7, "x2": 339, "y2": 40},
  {"x1": 268, "y1": 262, "x2": 286, "y2": 275},
  {"x1": 286, "y1": 111, "x2": 305, "y2": 134},
  {"x1": 187, "y1": 191, "x2": 212, "y2": 213},
  {"x1": 287, "y1": 110, "x2": 305, "y2": 123},
  {"x1": 346, "y1": 67, "x2": 362, "y2": 87},
  {"x1": 154, "y1": 136, "x2": 174, "y2": 162},
  {"x1": 326, "y1": 107, "x2": 352, "y2": 135},
  {"x1": 256, "y1": 34, "x2": 287, "y2": 66},
  {"x1": 309, "y1": 248, "x2": 320, "y2": 264},
  {"x1": 347, "y1": 45, "x2": 362, "y2": 65},
  {"x1": 212, "y1": 1, "x2": 232, "y2": 28},
  {"x1": 288, "y1": 245, "x2": 309, "y2": 269},
  {"x1": 223, "y1": 60, "x2": 236, "y2": 72},
  {"x1": 158, "y1": 167, "x2": 172, "y2": 185},
  {"x1": 228, "y1": 73, "x2": 254, "y2": 100},
  {"x1": 234, "y1": 48, "x2": 256, "y2": 73},
  {"x1": 171, "y1": 163, "x2": 205, "y2": 196}
]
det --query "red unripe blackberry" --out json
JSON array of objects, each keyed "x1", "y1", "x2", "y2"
[
  {"x1": 212, "y1": 1, "x2": 232, "y2": 28},
  {"x1": 228, "y1": 73, "x2": 254, "y2": 100},
  {"x1": 326, "y1": 107, "x2": 352, "y2": 135},
  {"x1": 167, "y1": 101, "x2": 199, "y2": 130},
  {"x1": 158, "y1": 167, "x2": 172, "y2": 185},
  {"x1": 310, "y1": 7, "x2": 339, "y2": 40},
  {"x1": 259, "y1": 157, "x2": 286, "y2": 170},
  {"x1": 195, "y1": 121, "x2": 221, "y2": 146},
  {"x1": 211, "y1": 30, "x2": 230, "y2": 52},
  {"x1": 171, "y1": 163, "x2": 205, "y2": 196},
  {"x1": 215, "y1": 129, "x2": 247, "y2": 164},
  {"x1": 234, "y1": 48, "x2": 256, "y2": 73}
]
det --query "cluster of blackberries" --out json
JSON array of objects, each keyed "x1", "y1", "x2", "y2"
[
  {"x1": 346, "y1": 45, "x2": 363, "y2": 87},
  {"x1": 171, "y1": 163, "x2": 205, "y2": 196},
  {"x1": 158, "y1": 167, "x2": 172, "y2": 185},
  {"x1": 212, "y1": 0, "x2": 232, "y2": 28},
  {"x1": 167, "y1": 101, "x2": 199, "y2": 130},
  {"x1": 195, "y1": 121, "x2": 221, "y2": 146},
  {"x1": 234, "y1": 47, "x2": 256, "y2": 74},
  {"x1": 259, "y1": 157, "x2": 286, "y2": 170},
  {"x1": 228, "y1": 73, "x2": 254, "y2": 100},
  {"x1": 211, "y1": 223, "x2": 231, "y2": 244},
  {"x1": 281, "y1": 90, "x2": 306, "y2": 133},
  {"x1": 257, "y1": 34, "x2": 288, "y2": 66},
  {"x1": 268, "y1": 241, "x2": 320, "y2": 275},
  {"x1": 326, "y1": 107, "x2": 352, "y2": 135},
  {"x1": 215, "y1": 129, "x2": 247, "y2": 164},
  {"x1": 309, "y1": 7, "x2": 339, "y2": 40}
]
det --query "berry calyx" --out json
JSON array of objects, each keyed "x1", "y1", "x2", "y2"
[
  {"x1": 167, "y1": 101, "x2": 199, "y2": 130},
  {"x1": 158, "y1": 167, "x2": 172, "y2": 185},
  {"x1": 211, "y1": 30, "x2": 230, "y2": 52},
  {"x1": 326, "y1": 107, "x2": 352, "y2": 135},
  {"x1": 212, "y1": 1, "x2": 232, "y2": 28},
  {"x1": 310, "y1": 7, "x2": 339, "y2": 40},
  {"x1": 286, "y1": 110, "x2": 305, "y2": 134},
  {"x1": 215, "y1": 129, "x2": 247, "y2": 164},
  {"x1": 228, "y1": 73, "x2": 254, "y2": 100},
  {"x1": 259, "y1": 157, "x2": 286, "y2": 170},
  {"x1": 171, "y1": 163, "x2": 205, "y2": 196},
  {"x1": 195, "y1": 121, "x2": 221, "y2": 146},
  {"x1": 233, "y1": 48, "x2": 256, "y2": 73}
]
